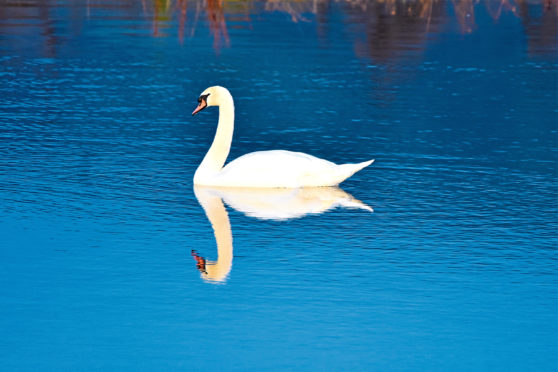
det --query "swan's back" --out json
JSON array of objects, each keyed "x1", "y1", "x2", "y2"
[{"x1": 200, "y1": 150, "x2": 373, "y2": 188}]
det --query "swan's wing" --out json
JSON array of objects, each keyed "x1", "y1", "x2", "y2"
[
  {"x1": 217, "y1": 150, "x2": 338, "y2": 187},
  {"x1": 225, "y1": 150, "x2": 335, "y2": 169}
]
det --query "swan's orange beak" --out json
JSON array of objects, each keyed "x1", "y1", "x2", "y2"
[{"x1": 192, "y1": 100, "x2": 207, "y2": 116}]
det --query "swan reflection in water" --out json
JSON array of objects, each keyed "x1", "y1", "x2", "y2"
[{"x1": 191, "y1": 186, "x2": 373, "y2": 283}]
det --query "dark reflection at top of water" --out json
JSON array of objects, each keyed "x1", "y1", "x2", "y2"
[{"x1": 0, "y1": 0, "x2": 556, "y2": 59}]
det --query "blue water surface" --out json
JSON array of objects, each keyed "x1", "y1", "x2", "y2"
[{"x1": 1, "y1": 0, "x2": 557, "y2": 371}]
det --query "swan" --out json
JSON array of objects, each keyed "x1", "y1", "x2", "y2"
[{"x1": 192, "y1": 86, "x2": 374, "y2": 187}]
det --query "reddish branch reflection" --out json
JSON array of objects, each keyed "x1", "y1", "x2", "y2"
[
  {"x1": 453, "y1": 0, "x2": 477, "y2": 33},
  {"x1": 206, "y1": 0, "x2": 230, "y2": 50}
]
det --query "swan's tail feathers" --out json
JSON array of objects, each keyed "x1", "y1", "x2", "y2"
[
  {"x1": 337, "y1": 197, "x2": 374, "y2": 213},
  {"x1": 336, "y1": 159, "x2": 375, "y2": 184}
]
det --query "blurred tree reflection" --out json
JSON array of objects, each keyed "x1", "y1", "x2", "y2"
[{"x1": 0, "y1": 0, "x2": 555, "y2": 57}]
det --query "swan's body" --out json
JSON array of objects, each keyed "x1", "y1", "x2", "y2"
[{"x1": 192, "y1": 86, "x2": 373, "y2": 188}]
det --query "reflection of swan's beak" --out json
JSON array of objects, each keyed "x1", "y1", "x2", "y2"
[{"x1": 191, "y1": 250, "x2": 207, "y2": 274}]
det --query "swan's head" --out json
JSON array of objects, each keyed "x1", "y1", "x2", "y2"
[{"x1": 192, "y1": 86, "x2": 232, "y2": 116}]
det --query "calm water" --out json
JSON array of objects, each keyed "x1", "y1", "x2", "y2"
[{"x1": 1, "y1": 0, "x2": 557, "y2": 370}]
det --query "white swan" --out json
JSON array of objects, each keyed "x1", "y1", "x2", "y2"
[{"x1": 192, "y1": 86, "x2": 374, "y2": 187}]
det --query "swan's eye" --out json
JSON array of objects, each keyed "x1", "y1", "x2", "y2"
[{"x1": 198, "y1": 93, "x2": 210, "y2": 104}]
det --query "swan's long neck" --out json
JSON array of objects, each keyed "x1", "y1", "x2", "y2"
[{"x1": 194, "y1": 93, "x2": 234, "y2": 183}]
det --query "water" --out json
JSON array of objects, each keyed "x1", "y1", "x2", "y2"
[{"x1": 1, "y1": 0, "x2": 557, "y2": 370}]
